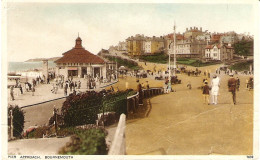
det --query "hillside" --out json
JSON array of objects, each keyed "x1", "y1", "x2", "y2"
[{"x1": 25, "y1": 57, "x2": 61, "y2": 62}]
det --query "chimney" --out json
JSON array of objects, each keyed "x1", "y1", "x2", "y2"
[
  {"x1": 186, "y1": 28, "x2": 188, "y2": 31},
  {"x1": 190, "y1": 27, "x2": 192, "y2": 30},
  {"x1": 200, "y1": 27, "x2": 202, "y2": 31}
]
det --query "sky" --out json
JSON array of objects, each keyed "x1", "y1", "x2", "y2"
[{"x1": 5, "y1": 2, "x2": 256, "y2": 62}]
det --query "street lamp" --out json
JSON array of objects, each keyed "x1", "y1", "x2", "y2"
[{"x1": 168, "y1": 22, "x2": 177, "y2": 82}]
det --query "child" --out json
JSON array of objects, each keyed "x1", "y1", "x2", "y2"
[{"x1": 203, "y1": 81, "x2": 210, "y2": 105}]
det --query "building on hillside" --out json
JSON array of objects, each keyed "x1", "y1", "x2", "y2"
[
  {"x1": 108, "y1": 46, "x2": 117, "y2": 53},
  {"x1": 143, "y1": 39, "x2": 152, "y2": 54},
  {"x1": 204, "y1": 43, "x2": 234, "y2": 61},
  {"x1": 117, "y1": 41, "x2": 127, "y2": 51},
  {"x1": 184, "y1": 27, "x2": 204, "y2": 39},
  {"x1": 166, "y1": 32, "x2": 207, "y2": 58},
  {"x1": 126, "y1": 34, "x2": 145, "y2": 56},
  {"x1": 55, "y1": 36, "x2": 115, "y2": 79},
  {"x1": 97, "y1": 49, "x2": 109, "y2": 57}
]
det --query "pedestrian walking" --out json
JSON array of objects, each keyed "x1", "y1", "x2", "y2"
[
  {"x1": 236, "y1": 77, "x2": 240, "y2": 91},
  {"x1": 228, "y1": 73, "x2": 237, "y2": 105},
  {"x1": 137, "y1": 80, "x2": 143, "y2": 105},
  {"x1": 64, "y1": 85, "x2": 68, "y2": 96},
  {"x1": 10, "y1": 86, "x2": 15, "y2": 101},
  {"x1": 32, "y1": 86, "x2": 35, "y2": 96},
  {"x1": 47, "y1": 77, "x2": 50, "y2": 84},
  {"x1": 69, "y1": 82, "x2": 73, "y2": 92},
  {"x1": 146, "y1": 81, "x2": 150, "y2": 89},
  {"x1": 210, "y1": 75, "x2": 220, "y2": 105},
  {"x1": 77, "y1": 80, "x2": 81, "y2": 89},
  {"x1": 187, "y1": 81, "x2": 192, "y2": 90},
  {"x1": 202, "y1": 81, "x2": 210, "y2": 105},
  {"x1": 19, "y1": 84, "x2": 23, "y2": 94}
]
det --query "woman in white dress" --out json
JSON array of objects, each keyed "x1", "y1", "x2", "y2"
[{"x1": 211, "y1": 75, "x2": 220, "y2": 105}]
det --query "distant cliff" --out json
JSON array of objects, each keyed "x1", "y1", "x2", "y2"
[{"x1": 25, "y1": 57, "x2": 61, "y2": 62}]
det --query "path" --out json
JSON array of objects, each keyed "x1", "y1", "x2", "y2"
[
  {"x1": 125, "y1": 72, "x2": 253, "y2": 155},
  {"x1": 8, "y1": 137, "x2": 71, "y2": 155}
]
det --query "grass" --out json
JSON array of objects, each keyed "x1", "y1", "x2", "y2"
[
  {"x1": 140, "y1": 53, "x2": 168, "y2": 64},
  {"x1": 140, "y1": 55, "x2": 220, "y2": 67}
]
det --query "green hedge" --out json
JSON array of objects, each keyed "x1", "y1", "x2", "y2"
[
  {"x1": 61, "y1": 90, "x2": 136, "y2": 127},
  {"x1": 8, "y1": 105, "x2": 25, "y2": 138}
]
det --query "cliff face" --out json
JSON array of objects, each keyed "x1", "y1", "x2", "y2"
[{"x1": 25, "y1": 57, "x2": 61, "y2": 62}]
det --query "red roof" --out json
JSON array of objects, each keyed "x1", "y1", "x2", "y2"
[
  {"x1": 55, "y1": 37, "x2": 105, "y2": 64},
  {"x1": 166, "y1": 33, "x2": 185, "y2": 40},
  {"x1": 205, "y1": 44, "x2": 222, "y2": 49},
  {"x1": 205, "y1": 45, "x2": 213, "y2": 49}
]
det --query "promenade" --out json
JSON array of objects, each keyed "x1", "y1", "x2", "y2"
[
  {"x1": 124, "y1": 64, "x2": 253, "y2": 155},
  {"x1": 8, "y1": 78, "x2": 118, "y2": 107}
]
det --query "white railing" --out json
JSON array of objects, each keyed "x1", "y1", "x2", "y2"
[{"x1": 108, "y1": 114, "x2": 126, "y2": 155}]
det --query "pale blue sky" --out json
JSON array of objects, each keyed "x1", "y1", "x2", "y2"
[{"x1": 6, "y1": 3, "x2": 255, "y2": 62}]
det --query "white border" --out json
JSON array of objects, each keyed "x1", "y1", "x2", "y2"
[{"x1": 1, "y1": 0, "x2": 259, "y2": 160}]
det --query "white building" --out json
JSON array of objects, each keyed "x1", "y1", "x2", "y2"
[
  {"x1": 205, "y1": 44, "x2": 221, "y2": 60},
  {"x1": 144, "y1": 40, "x2": 152, "y2": 54}
]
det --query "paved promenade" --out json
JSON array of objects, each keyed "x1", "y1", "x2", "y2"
[
  {"x1": 8, "y1": 137, "x2": 71, "y2": 155},
  {"x1": 124, "y1": 64, "x2": 253, "y2": 155},
  {"x1": 8, "y1": 78, "x2": 118, "y2": 107}
]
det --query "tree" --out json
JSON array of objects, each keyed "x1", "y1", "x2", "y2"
[
  {"x1": 234, "y1": 40, "x2": 253, "y2": 56},
  {"x1": 8, "y1": 105, "x2": 25, "y2": 137}
]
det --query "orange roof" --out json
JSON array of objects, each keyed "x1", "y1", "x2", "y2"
[{"x1": 205, "y1": 45, "x2": 213, "y2": 49}]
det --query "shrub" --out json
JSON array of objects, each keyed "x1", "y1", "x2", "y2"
[
  {"x1": 27, "y1": 126, "x2": 53, "y2": 138},
  {"x1": 8, "y1": 105, "x2": 25, "y2": 138},
  {"x1": 61, "y1": 91, "x2": 103, "y2": 127},
  {"x1": 59, "y1": 128, "x2": 108, "y2": 155}
]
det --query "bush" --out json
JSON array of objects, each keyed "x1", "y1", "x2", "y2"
[
  {"x1": 27, "y1": 126, "x2": 54, "y2": 138},
  {"x1": 8, "y1": 105, "x2": 25, "y2": 138},
  {"x1": 62, "y1": 91, "x2": 103, "y2": 127},
  {"x1": 59, "y1": 128, "x2": 108, "y2": 155}
]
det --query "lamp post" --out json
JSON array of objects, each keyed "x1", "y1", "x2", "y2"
[{"x1": 168, "y1": 23, "x2": 176, "y2": 83}]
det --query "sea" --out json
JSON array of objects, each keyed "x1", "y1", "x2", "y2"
[{"x1": 8, "y1": 61, "x2": 56, "y2": 73}]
